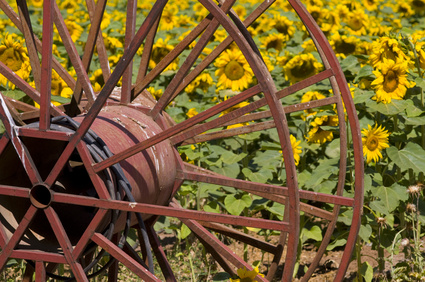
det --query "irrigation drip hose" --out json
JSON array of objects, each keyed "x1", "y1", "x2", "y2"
[{"x1": 24, "y1": 116, "x2": 155, "y2": 279}]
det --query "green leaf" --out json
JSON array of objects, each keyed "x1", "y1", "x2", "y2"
[
  {"x1": 366, "y1": 99, "x2": 409, "y2": 115},
  {"x1": 403, "y1": 115, "x2": 425, "y2": 125},
  {"x1": 211, "y1": 162, "x2": 240, "y2": 178},
  {"x1": 203, "y1": 201, "x2": 220, "y2": 213},
  {"x1": 242, "y1": 167, "x2": 273, "y2": 183},
  {"x1": 369, "y1": 200, "x2": 389, "y2": 216},
  {"x1": 390, "y1": 183, "x2": 409, "y2": 202},
  {"x1": 221, "y1": 151, "x2": 247, "y2": 164},
  {"x1": 266, "y1": 202, "x2": 285, "y2": 220},
  {"x1": 198, "y1": 183, "x2": 219, "y2": 198},
  {"x1": 212, "y1": 272, "x2": 231, "y2": 281},
  {"x1": 180, "y1": 223, "x2": 191, "y2": 240},
  {"x1": 237, "y1": 131, "x2": 261, "y2": 141},
  {"x1": 375, "y1": 186, "x2": 403, "y2": 213},
  {"x1": 51, "y1": 95, "x2": 71, "y2": 104},
  {"x1": 358, "y1": 224, "x2": 372, "y2": 242},
  {"x1": 415, "y1": 77, "x2": 425, "y2": 89},
  {"x1": 302, "y1": 225, "x2": 322, "y2": 242},
  {"x1": 355, "y1": 65, "x2": 374, "y2": 81},
  {"x1": 360, "y1": 261, "x2": 374, "y2": 282},
  {"x1": 340, "y1": 55, "x2": 360, "y2": 73},
  {"x1": 405, "y1": 100, "x2": 424, "y2": 117},
  {"x1": 353, "y1": 90, "x2": 374, "y2": 104},
  {"x1": 224, "y1": 194, "x2": 252, "y2": 216},
  {"x1": 326, "y1": 238, "x2": 347, "y2": 251},
  {"x1": 338, "y1": 209, "x2": 353, "y2": 226},
  {"x1": 2, "y1": 90, "x2": 26, "y2": 100},
  {"x1": 325, "y1": 138, "x2": 341, "y2": 158},
  {"x1": 387, "y1": 143, "x2": 425, "y2": 174}
]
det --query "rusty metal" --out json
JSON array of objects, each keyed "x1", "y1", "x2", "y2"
[{"x1": 0, "y1": 0, "x2": 363, "y2": 281}]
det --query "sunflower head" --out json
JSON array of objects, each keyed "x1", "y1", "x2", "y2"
[
  {"x1": 215, "y1": 49, "x2": 253, "y2": 92},
  {"x1": 0, "y1": 35, "x2": 31, "y2": 89},
  {"x1": 371, "y1": 58, "x2": 415, "y2": 103},
  {"x1": 185, "y1": 72, "x2": 213, "y2": 94},
  {"x1": 330, "y1": 33, "x2": 359, "y2": 58},
  {"x1": 369, "y1": 36, "x2": 410, "y2": 68},
  {"x1": 149, "y1": 38, "x2": 178, "y2": 71},
  {"x1": 64, "y1": 19, "x2": 84, "y2": 42},
  {"x1": 186, "y1": 108, "x2": 198, "y2": 118},
  {"x1": 230, "y1": 266, "x2": 264, "y2": 282},
  {"x1": 306, "y1": 115, "x2": 339, "y2": 144},
  {"x1": 361, "y1": 124, "x2": 389, "y2": 164},
  {"x1": 283, "y1": 53, "x2": 322, "y2": 85},
  {"x1": 281, "y1": 135, "x2": 303, "y2": 166},
  {"x1": 411, "y1": 0, "x2": 425, "y2": 14},
  {"x1": 261, "y1": 33, "x2": 286, "y2": 53}
]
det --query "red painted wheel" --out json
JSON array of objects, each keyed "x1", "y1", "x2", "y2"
[{"x1": 0, "y1": 0, "x2": 363, "y2": 281}]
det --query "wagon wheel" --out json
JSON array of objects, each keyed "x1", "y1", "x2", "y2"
[{"x1": 0, "y1": 0, "x2": 363, "y2": 281}]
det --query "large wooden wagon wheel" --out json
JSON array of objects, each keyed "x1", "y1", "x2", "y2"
[{"x1": 0, "y1": 0, "x2": 363, "y2": 281}]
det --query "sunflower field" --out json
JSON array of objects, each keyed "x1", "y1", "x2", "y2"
[{"x1": 0, "y1": 0, "x2": 425, "y2": 280}]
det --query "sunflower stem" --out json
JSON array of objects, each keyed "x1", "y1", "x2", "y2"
[{"x1": 356, "y1": 236, "x2": 363, "y2": 281}]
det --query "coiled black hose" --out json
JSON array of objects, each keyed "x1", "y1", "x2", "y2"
[{"x1": 25, "y1": 115, "x2": 154, "y2": 279}]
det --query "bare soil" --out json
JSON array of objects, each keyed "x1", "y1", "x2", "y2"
[{"x1": 158, "y1": 231, "x2": 407, "y2": 281}]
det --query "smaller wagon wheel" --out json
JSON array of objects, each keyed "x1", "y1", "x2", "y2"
[{"x1": 0, "y1": 0, "x2": 363, "y2": 281}]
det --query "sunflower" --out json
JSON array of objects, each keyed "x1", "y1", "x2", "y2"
[
  {"x1": 369, "y1": 36, "x2": 410, "y2": 68},
  {"x1": 103, "y1": 33, "x2": 124, "y2": 54},
  {"x1": 369, "y1": 16, "x2": 397, "y2": 37},
  {"x1": 330, "y1": 32, "x2": 360, "y2": 59},
  {"x1": 185, "y1": 72, "x2": 213, "y2": 94},
  {"x1": 215, "y1": 49, "x2": 254, "y2": 92},
  {"x1": 270, "y1": 13, "x2": 295, "y2": 39},
  {"x1": 392, "y1": 1, "x2": 415, "y2": 17},
  {"x1": 230, "y1": 267, "x2": 264, "y2": 282},
  {"x1": 149, "y1": 38, "x2": 178, "y2": 71},
  {"x1": 306, "y1": 115, "x2": 339, "y2": 144},
  {"x1": 220, "y1": 96, "x2": 250, "y2": 116},
  {"x1": 419, "y1": 48, "x2": 425, "y2": 71},
  {"x1": 413, "y1": 37, "x2": 425, "y2": 70},
  {"x1": 211, "y1": 28, "x2": 228, "y2": 43},
  {"x1": 319, "y1": 9, "x2": 340, "y2": 34},
  {"x1": 251, "y1": 14, "x2": 273, "y2": 35},
  {"x1": 233, "y1": 5, "x2": 247, "y2": 20},
  {"x1": 28, "y1": 0, "x2": 43, "y2": 8},
  {"x1": 361, "y1": 124, "x2": 389, "y2": 164},
  {"x1": 335, "y1": 4, "x2": 350, "y2": 20},
  {"x1": 186, "y1": 108, "x2": 198, "y2": 118},
  {"x1": 411, "y1": 0, "x2": 425, "y2": 15},
  {"x1": 363, "y1": 0, "x2": 381, "y2": 11},
  {"x1": 61, "y1": 87, "x2": 73, "y2": 99},
  {"x1": 147, "y1": 87, "x2": 163, "y2": 100},
  {"x1": 64, "y1": 19, "x2": 84, "y2": 42},
  {"x1": 344, "y1": 10, "x2": 369, "y2": 36},
  {"x1": 371, "y1": 58, "x2": 415, "y2": 104},
  {"x1": 0, "y1": 35, "x2": 31, "y2": 89},
  {"x1": 175, "y1": 15, "x2": 194, "y2": 29},
  {"x1": 307, "y1": 5, "x2": 324, "y2": 24},
  {"x1": 302, "y1": 39, "x2": 317, "y2": 53},
  {"x1": 193, "y1": 2, "x2": 210, "y2": 21},
  {"x1": 51, "y1": 70, "x2": 69, "y2": 96},
  {"x1": 301, "y1": 91, "x2": 326, "y2": 120},
  {"x1": 90, "y1": 69, "x2": 105, "y2": 92},
  {"x1": 281, "y1": 135, "x2": 302, "y2": 166},
  {"x1": 283, "y1": 53, "x2": 322, "y2": 85},
  {"x1": 261, "y1": 33, "x2": 286, "y2": 53},
  {"x1": 159, "y1": 9, "x2": 177, "y2": 31},
  {"x1": 59, "y1": 0, "x2": 79, "y2": 14}
]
